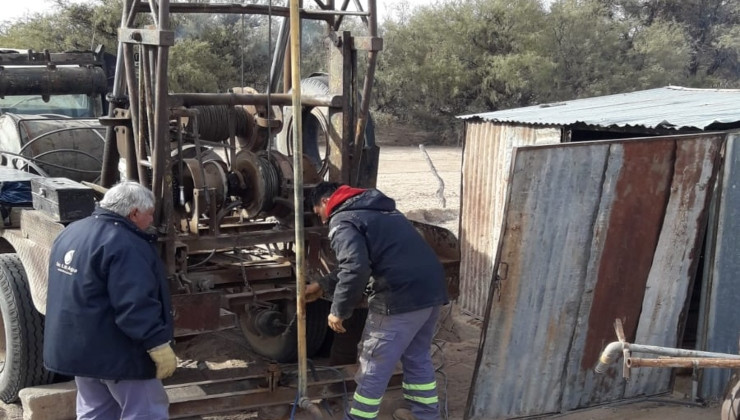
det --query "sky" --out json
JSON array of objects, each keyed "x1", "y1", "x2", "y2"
[{"x1": 1, "y1": 0, "x2": 433, "y2": 24}]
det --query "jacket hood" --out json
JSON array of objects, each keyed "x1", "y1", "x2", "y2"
[{"x1": 330, "y1": 188, "x2": 397, "y2": 217}]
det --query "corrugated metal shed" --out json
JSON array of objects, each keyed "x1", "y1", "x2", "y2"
[{"x1": 459, "y1": 86, "x2": 740, "y2": 130}]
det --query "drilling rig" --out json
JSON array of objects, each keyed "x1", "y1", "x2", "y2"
[{"x1": 0, "y1": 0, "x2": 459, "y2": 415}]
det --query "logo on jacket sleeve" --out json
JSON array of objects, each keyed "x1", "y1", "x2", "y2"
[{"x1": 56, "y1": 249, "x2": 78, "y2": 275}]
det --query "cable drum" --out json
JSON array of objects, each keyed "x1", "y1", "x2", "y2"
[
  {"x1": 186, "y1": 106, "x2": 249, "y2": 143},
  {"x1": 233, "y1": 149, "x2": 281, "y2": 219},
  {"x1": 257, "y1": 152, "x2": 280, "y2": 215}
]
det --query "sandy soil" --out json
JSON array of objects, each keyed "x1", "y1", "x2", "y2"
[{"x1": 0, "y1": 142, "x2": 725, "y2": 420}]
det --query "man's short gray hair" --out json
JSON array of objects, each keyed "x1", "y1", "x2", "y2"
[{"x1": 99, "y1": 181, "x2": 155, "y2": 217}]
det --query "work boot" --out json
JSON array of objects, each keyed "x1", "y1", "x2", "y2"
[{"x1": 392, "y1": 408, "x2": 418, "y2": 420}]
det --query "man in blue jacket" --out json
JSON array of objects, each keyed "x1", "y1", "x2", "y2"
[
  {"x1": 307, "y1": 182, "x2": 448, "y2": 420},
  {"x1": 44, "y1": 181, "x2": 176, "y2": 420}
]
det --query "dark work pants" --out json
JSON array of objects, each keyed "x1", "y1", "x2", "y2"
[{"x1": 346, "y1": 306, "x2": 441, "y2": 420}]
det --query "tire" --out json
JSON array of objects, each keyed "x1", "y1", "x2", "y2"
[
  {"x1": 276, "y1": 74, "x2": 376, "y2": 179},
  {"x1": 239, "y1": 299, "x2": 331, "y2": 363},
  {"x1": 0, "y1": 254, "x2": 53, "y2": 403}
]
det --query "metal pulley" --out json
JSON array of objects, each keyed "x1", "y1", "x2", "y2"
[
  {"x1": 231, "y1": 150, "x2": 321, "y2": 220},
  {"x1": 230, "y1": 86, "x2": 283, "y2": 151},
  {"x1": 172, "y1": 157, "x2": 229, "y2": 218},
  {"x1": 232, "y1": 149, "x2": 281, "y2": 218}
]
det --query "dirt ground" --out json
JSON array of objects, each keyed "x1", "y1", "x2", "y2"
[{"x1": 0, "y1": 140, "x2": 726, "y2": 420}]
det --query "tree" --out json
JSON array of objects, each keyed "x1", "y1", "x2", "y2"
[
  {"x1": 613, "y1": 0, "x2": 740, "y2": 86},
  {"x1": 376, "y1": 0, "x2": 553, "y2": 123},
  {"x1": 0, "y1": 0, "x2": 120, "y2": 52}
]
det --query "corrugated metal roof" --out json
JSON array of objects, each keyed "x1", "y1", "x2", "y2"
[{"x1": 458, "y1": 86, "x2": 740, "y2": 130}]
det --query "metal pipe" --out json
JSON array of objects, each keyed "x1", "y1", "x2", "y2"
[
  {"x1": 168, "y1": 93, "x2": 340, "y2": 108},
  {"x1": 289, "y1": 0, "x2": 308, "y2": 401},
  {"x1": 283, "y1": 39, "x2": 292, "y2": 93},
  {"x1": 0, "y1": 67, "x2": 108, "y2": 97},
  {"x1": 100, "y1": 34, "x2": 126, "y2": 187},
  {"x1": 122, "y1": 43, "x2": 147, "y2": 187},
  {"x1": 629, "y1": 343, "x2": 740, "y2": 359},
  {"x1": 595, "y1": 341, "x2": 740, "y2": 374},
  {"x1": 595, "y1": 341, "x2": 624, "y2": 374},
  {"x1": 142, "y1": 45, "x2": 156, "y2": 168},
  {"x1": 627, "y1": 357, "x2": 740, "y2": 369},
  {"x1": 151, "y1": 0, "x2": 170, "y2": 227},
  {"x1": 352, "y1": 0, "x2": 378, "y2": 185},
  {"x1": 270, "y1": 18, "x2": 290, "y2": 94}
]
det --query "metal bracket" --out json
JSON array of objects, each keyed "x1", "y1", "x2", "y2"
[{"x1": 119, "y1": 28, "x2": 175, "y2": 46}]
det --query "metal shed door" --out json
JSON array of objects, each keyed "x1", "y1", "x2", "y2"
[{"x1": 465, "y1": 134, "x2": 724, "y2": 420}]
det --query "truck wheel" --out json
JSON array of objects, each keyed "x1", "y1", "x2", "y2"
[
  {"x1": 0, "y1": 254, "x2": 53, "y2": 403},
  {"x1": 239, "y1": 299, "x2": 330, "y2": 362}
]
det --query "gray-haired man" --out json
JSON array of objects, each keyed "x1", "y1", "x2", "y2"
[{"x1": 44, "y1": 181, "x2": 175, "y2": 419}]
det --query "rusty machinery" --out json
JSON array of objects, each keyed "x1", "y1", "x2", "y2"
[
  {"x1": 0, "y1": 0, "x2": 460, "y2": 416},
  {"x1": 99, "y1": 0, "x2": 460, "y2": 417},
  {"x1": 99, "y1": 0, "x2": 392, "y2": 362}
]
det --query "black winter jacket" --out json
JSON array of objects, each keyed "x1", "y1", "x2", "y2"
[
  {"x1": 319, "y1": 189, "x2": 448, "y2": 319},
  {"x1": 43, "y1": 208, "x2": 173, "y2": 380}
]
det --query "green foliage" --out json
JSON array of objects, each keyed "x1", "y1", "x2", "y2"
[
  {"x1": 376, "y1": 0, "x2": 740, "y2": 137},
  {"x1": 2, "y1": 0, "x2": 739, "y2": 143},
  {"x1": 0, "y1": 0, "x2": 120, "y2": 52},
  {"x1": 168, "y1": 39, "x2": 239, "y2": 93}
]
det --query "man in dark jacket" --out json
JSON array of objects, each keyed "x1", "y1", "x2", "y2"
[
  {"x1": 44, "y1": 181, "x2": 175, "y2": 420},
  {"x1": 307, "y1": 182, "x2": 448, "y2": 420}
]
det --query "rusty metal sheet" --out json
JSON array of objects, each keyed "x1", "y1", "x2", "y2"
[
  {"x1": 458, "y1": 122, "x2": 560, "y2": 319},
  {"x1": 467, "y1": 141, "x2": 611, "y2": 419},
  {"x1": 466, "y1": 134, "x2": 725, "y2": 420},
  {"x1": 561, "y1": 139, "x2": 676, "y2": 409},
  {"x1": 697, "y1": 134, "x2": 740, "y2": 399},
  {"x1": 625, "y1": 135, "x2": 723, "y2": 398}
]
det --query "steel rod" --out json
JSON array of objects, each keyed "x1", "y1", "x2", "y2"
[{"x1": 289, "y1": 0, "x2": 308, "y2": 402}]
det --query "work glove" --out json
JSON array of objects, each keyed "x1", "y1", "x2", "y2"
[
  {"x1": 148, "y1": 342, "x2": 177, "y2": 379},
  {"x1": 305, "y1": 282, "x2": 324, "y2": 303}
]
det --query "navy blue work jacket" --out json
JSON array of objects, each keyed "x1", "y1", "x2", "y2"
[{"x1": 43, "y1": 207, "x2": 173, "y2": 380}]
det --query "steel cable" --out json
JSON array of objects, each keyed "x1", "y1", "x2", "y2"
[{"x1": 188, "y1": 106, "x2": 249, "y2": 142}]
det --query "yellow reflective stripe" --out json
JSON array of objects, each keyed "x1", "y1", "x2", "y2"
[
  {"x1": 353, "y1": 392, "x2": 382, "y2": 406},
  {"x1": 402, "y1": 381, "x2": 437, "y2": 391},
  {"x1": 349, "y1": 407, "x2": 379, "y2": 418},
  {"x1": 404, "y1": 394, "x2": 439, "y2": 405}
]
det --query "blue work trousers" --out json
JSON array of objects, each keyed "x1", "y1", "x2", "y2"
[
  {"x1": 75, "y1": 376, "x2": 169, "y2": 420},
  {"x1": 347, "y1": 305, "x2": 441, "y2": 420}
]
